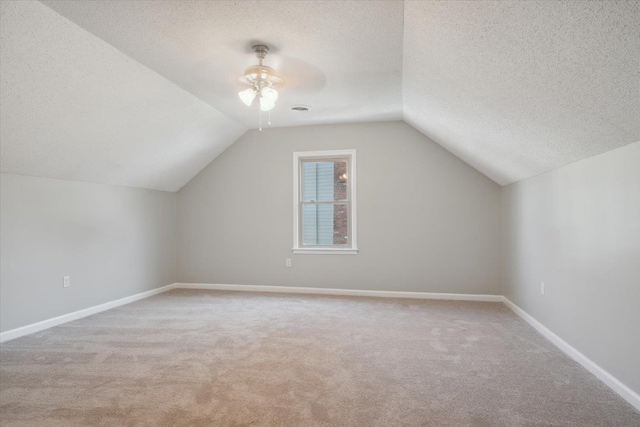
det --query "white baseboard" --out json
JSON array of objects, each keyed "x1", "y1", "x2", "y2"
[
  {"x1": 502, "y1": 297, "x2": 640, "y2": 412},
  {"x1": 173, "y1": 283, "x2": 503, "y2": 302},
  {"x1": 0, "y1": 283, "x2": 177, "y2": 343}
]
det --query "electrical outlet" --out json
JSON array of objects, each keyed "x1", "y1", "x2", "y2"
[
  {"x1": 63, "y1": 276, "x2": 70, "y2": 288},
  {"x1": 541, "y1": 282, "x2": 545, "y2": 295},
  {"x1": 285, "y1": 258, "x2": 292, "y2": 267}
]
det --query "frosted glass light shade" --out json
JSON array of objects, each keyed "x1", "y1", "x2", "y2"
[
  {"x1": 259, "y1": 87, "x2": 278, "y2": 111},
  {"x1": 260, "y1": 99, "x2": 275, "y2": 111},
  {"x1": 261, "y1": 87, "x2": 278, "y2": 103},
  {"x1": 238, "y1": 88, "x2": 257, "y2": 106}
]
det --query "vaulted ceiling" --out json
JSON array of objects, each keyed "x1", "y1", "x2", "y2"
[{"x1": 1, "y1": 0, "x2": 638, "y2": 190}]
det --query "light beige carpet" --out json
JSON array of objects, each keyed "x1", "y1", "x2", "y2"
[{"x1": 1, "y1": 289, "x2": 639, "y2": 426}]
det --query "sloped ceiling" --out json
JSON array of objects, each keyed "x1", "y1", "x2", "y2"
[
  {"x1": 0, "y1": 0, "x2": 245, "y2": 191},
  {"x1": 403, "y1": 1, "x2": 640, "y2": 185},
  {"x1": 1, "y1": 1, "x2": 638, "y2": 190},
  {"x1": 39, "y1": 0, "x2": 404, "y2": 129}
]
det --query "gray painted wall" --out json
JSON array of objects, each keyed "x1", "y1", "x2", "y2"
[
  {"x1": 502, "y1": 141, "x2": 640, "y2": 394},
  {"x1": 1, "y1": 120, "x2": 637, "y2": 398},
  {"x1": 177, "y1": 121, "x2": 502, "y2": 294},
  {"x1": 0, "y1": 174, "x2": 177, "y2": 332}
]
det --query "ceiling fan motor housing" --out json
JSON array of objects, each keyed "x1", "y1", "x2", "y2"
[{"x1": 241, "y1": 45, "x2": 283, "y2": 90}]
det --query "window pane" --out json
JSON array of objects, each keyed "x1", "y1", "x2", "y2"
[
  {"x1": 302, "y1": 203, "x2": 349, "y2": 246},
  {"x1": 302, "y1": 160, "x2": 348, "y2": 202}
]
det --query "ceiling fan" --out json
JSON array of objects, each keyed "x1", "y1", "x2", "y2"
[
  {"x1": 189, "y1": 41, "x2": 327, "y2": 129},
  {"x1": 238, "y1": 45, "x2": 283, "y2": 130}
]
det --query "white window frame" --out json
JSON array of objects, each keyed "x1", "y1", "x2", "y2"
[{"x1": 293, "y1": 149, "x2": 358, "y2": 255}]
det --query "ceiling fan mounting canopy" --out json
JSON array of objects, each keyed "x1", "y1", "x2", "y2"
[{"x1": 252, "y1": 44, "x2": 269, "y2": 60}]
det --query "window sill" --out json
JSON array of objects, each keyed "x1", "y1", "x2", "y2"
[{"x1": 292, "y1": 248, "x2": 359, "y2": 255}]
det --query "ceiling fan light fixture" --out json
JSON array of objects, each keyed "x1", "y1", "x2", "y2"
[
  {"x1": 261, "y1": 87, "x2": 278, "y2": 104},
  {"x1": 259, "y1": 87, "x2": 278, "y2": 111},
  {"x1": 238, "y1": 87, "x2": 257, "y2": 106},
  {"x1": 238, "y1": 45, "x2": 284, "y2": 125},
  {"x1": 260, "y1": 99, "x2": 275, "y2": 111}
]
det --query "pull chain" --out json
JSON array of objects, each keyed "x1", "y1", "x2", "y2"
[
  {"x1": 259, "y1": 107, "x2": 262, "y2": 131},
  {"x1": 268, "y1": 109, "x2": 271, "y2": 126}
]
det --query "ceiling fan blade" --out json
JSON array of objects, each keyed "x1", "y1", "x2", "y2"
[{"x1": 270, "y1": 55, "x2": 326, "y2": 94}]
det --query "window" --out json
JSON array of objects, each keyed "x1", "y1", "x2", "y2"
[{"x1": 293, "y1": 150, "x2": 357, "y2": 254}]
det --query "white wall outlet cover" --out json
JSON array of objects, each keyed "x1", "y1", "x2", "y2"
[
  {"x1": 285, "y1": 258, "x2": 292, "y2": 267},
  {"x1": 63, "y1": 276, "x2": 70, "y2": 288}
]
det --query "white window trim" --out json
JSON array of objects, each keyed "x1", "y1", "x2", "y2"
[{"x1": 293, "y1": 149, "x2": 358, "y2": 255}]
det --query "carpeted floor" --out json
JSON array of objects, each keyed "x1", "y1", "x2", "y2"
[{"x1": 1, "y1": 289, "x2": 639, "y2": 426}]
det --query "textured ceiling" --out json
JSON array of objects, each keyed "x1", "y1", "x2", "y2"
[
  {"x1": 1, "y1": 1, "x2": 638, "y2": 190},
  {"x1": 404, "y1": 1, "x2": 640, "y2": 185},
  {"x1": 0, "y1": 0, "x2": 245, "y2": 191},
  {"x1": 39, "y1": 0, "x2": 404, "y2": 129}
]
